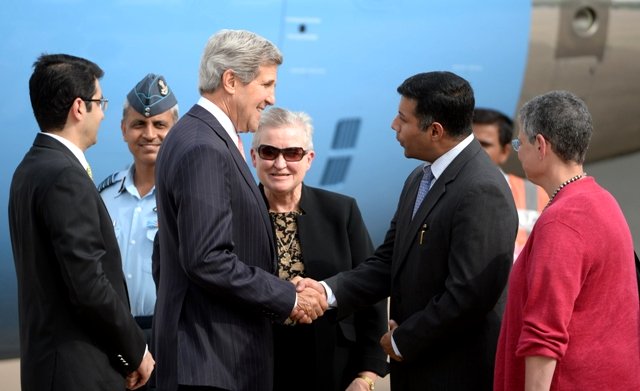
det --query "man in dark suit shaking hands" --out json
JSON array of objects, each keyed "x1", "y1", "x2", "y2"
[
  {"x1": 9, "y1": 54, "x2": 154, "y2": 390},
  {"x1": 301, "y1": 71, "x2": 518, "y2": 390},
  {"x1": 152, "y1": 30, "x2": 327, "y2": 391}
]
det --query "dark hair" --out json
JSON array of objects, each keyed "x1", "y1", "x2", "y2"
[
  {"x1": 519, "y1": 90, "x2": 592, "y2": 164},
  {"x1": 397, "y1": 71, "x2": 475, "y2": 138},
  {"x1": 473, "y1": 108, "x2": 514, "y2": 147},
  {"x1": 29, "y1": 53, "x2": 104, "y2": 131}
]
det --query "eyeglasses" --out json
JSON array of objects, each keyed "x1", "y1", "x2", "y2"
[
  {"x1": 83, "y1": 98, "x2": 109, "y2": 112},
  {"x1": 511, "y1": 138, "x2": 522, "y2": 152},
  {"x1": 257, "y1": 144, "x2": 307, "y2": 162}
]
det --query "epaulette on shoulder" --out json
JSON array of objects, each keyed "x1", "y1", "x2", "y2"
[{"x1": 97, "y1": 172, "x2": 123, "y2": 193}]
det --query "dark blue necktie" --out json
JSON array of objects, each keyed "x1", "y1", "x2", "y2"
[{"x1": 412, "y1": 165, "x2": 434, "y2": 218}]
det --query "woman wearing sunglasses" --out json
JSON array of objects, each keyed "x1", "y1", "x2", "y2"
[{"x1": 250, "y1": 107, "x2": 388, "y2": 391}]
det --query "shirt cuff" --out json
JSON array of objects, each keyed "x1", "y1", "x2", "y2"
[
  {"x1": 391, "y1": 332, "x2": 403, "y2": 358},
  {"x1": 319, "y1": 281, "x2": 337, "y2": 307}
]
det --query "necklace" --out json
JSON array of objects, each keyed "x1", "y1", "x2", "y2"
[
  {"x1": 545, "y1": 173, "x2": 585, "y2": 208},
  {"x1": 276, "y1": 232, "x2": 296, "y2": 255}
]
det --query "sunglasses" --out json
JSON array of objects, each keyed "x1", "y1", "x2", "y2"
[{"x1": 257, "y1": 144, "x2": 307, "y2": 162}]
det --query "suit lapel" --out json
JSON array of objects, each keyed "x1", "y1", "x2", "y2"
[
  {"x1": 393, "y1": 140, "x2": 481, "y2": 270},
  {"x1": 394, "y1": 167, "x2": 423, "y2": 253},
  {"x1": 296, "y1": 184, "x2": 320, "y2": 271},
  {"x1": 188, "y1": 105, "x2": 276, "y2": 256}
]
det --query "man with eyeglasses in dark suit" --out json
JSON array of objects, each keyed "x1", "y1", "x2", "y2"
[{"x1": 9, "y1": 53, "x2": 154, "y2": 391}]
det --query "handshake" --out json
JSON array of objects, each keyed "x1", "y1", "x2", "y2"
[{"x1": 289, "y1": 277, "x2": 328, "y2": 324}]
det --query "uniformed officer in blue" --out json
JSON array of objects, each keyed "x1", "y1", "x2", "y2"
[{"x1": 99, "y1": 73, "x2": 178, "y2": 338}]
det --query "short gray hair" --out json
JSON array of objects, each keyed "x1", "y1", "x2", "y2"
[
  {"x1": 252, "y1": 107, "x2": 314, "y2": 150},
  {"x1": 122, "y1": 100, "x2": 179, "y2": 123},
  {"x1": 519, "y1": 90, "x2": 592, "y2": 164},
  {"x1": 198, "y1": 29, "x2": 283, "y2": 94}
]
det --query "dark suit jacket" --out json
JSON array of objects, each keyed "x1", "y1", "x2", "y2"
[
  {"x1": 8, "y1": 133, "x2": 146, "y2": 391},
  {"x1": 327, "y1": 139, "x2": 518, "y2": 391},
  {"x1": 152, "y1": 104, "x2": 297, "y2": 391},
  {"x1": 267, "y1": 184, "x2": 388, "y2": 390}
]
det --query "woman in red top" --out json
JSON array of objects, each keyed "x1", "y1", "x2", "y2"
[{"x1": 494, "y1": 90, "x2": 640, "y2": 391}]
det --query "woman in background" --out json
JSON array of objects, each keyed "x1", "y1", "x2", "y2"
[
  {"x1": 251, "y1": 107, "x2": 388, "y2": 391},
  {"x1": 494, "y1": 90, "x2": 640, "y2": 391}
]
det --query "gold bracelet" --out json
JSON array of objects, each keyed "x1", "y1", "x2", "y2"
[{"x1": 357, "y1": 375, "x2": 375, "y2": 390}]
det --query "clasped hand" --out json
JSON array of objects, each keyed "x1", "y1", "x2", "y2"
[
  {"x1": 289, "y1": 277, "x2": 328, "y2": 324},
  {"x1": 125, "y1": 350, "x2": 155, "y2": 390}
]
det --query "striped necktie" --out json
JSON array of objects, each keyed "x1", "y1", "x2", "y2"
[
  {"x1": 86, "y1": 164, "x2": 93, "y2": 180},
  {"x1": 412, "y1": 165, "x2": 434, "y2": 218}
]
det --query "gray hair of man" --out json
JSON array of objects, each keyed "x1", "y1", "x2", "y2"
[
  {"x1": 519, "y1": 90, "x2": 592, "y2": 164},
  {"x1": 198, "y1": 29, "x2": 283, "y2": 94},
  {"x1": 122, "y1": 101, "x2": 180, "y2": 123},
  {"x1": 252, "y1": 107, "x2": 314, "y2": 151}
]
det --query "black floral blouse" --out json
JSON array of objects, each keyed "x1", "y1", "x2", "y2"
[{"x1": 269, "y1": 210, "x2": 305, "y2": 281}]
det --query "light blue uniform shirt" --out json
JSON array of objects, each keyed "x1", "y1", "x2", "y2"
[{"x1": 99, "y1": 165, "x2": 157, "y2": 317}]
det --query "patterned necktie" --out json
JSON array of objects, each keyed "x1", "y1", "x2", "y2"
[
  {"x1": 86, "y1": 164, "x2": 93, "y2": 180},
  {"x1": 236, "y1": 134, "x2": 246, "y2": 161},
  {"x1": 412, "y1": 165, "x2": 434, "y2": 218}
]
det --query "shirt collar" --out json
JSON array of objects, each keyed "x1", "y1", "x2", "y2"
[
  {"x1": 40, "y1": 132, "x2": 90, "y2": 170},
  {"x1": 115, "y1": 164, "x2": 155, "y2": 200},
  {"x1": 197, "y1": 96, "x2": 240, "y2": 148},
  {"x1": 427, "y1": 133, "x2": 474, "y2": 182},
  {"x1": 119, "y1": 165, "x2": 136, "y2": 197}
]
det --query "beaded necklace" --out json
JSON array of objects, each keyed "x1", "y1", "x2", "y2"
[{"x1": 545, "y1": 173, "x2": 585, "y2": 209}]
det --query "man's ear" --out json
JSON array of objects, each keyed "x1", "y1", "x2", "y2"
[
  {"x1": 69, "y1": 98, "x2": 84, "y2": 121},
  {"x1": 497, "y1": 144, "x2": 511, "y2": 165},
  {"x1": 221, "y1": 69, "x2": 236, "y2": 94},
  {"x1": 120, "y1": 119, "x2": 127, "y2": 141},
  {"x1": 430, "y1": 121, "x2": 445, "y2": 139}
]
